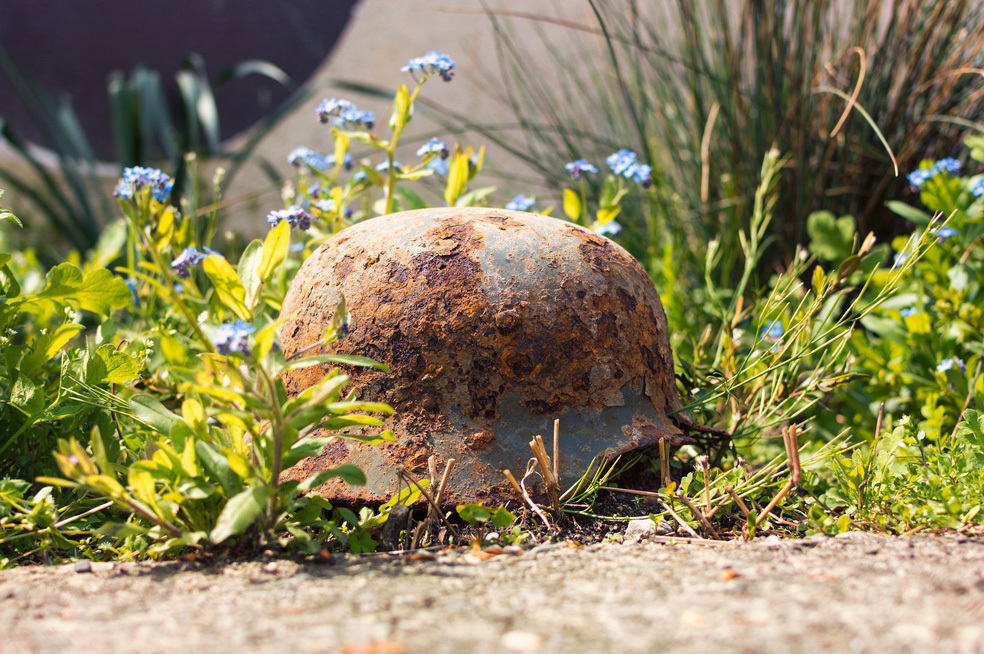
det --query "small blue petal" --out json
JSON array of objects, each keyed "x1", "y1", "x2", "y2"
[{"x1": 505, "y1": 194, "x2": 535, "y2": 212}]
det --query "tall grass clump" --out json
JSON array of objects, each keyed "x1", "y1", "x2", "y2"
[{"x1": 465, "y1": 0, "x2": 984, "y2": 304}]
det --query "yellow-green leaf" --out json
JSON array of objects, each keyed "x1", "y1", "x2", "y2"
[
  {"x1": 563, "y1": 188, "x2": 582, "y2": 221},
  {"x1": 256, "y1": 219, "x2": 290, "y2": 283},
  {"x1": 445, "y1": 153, "x2": 470, "y2": 207},
  {"x1": 204, "y1": 255, "x2": 251, "y2": 320}
]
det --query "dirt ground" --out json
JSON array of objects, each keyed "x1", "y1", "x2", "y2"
[{"x1": 2, "y1": 531, "x2": 983, "y2": 654}]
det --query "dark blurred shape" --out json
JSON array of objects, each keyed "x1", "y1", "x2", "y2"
[{"x1": 0, "y1": 0, "x2": 359, "y2": 158}]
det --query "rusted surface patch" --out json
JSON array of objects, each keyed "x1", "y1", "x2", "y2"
[{"x1": 278, "y1": 208, "x2": 686, "y2": 505}]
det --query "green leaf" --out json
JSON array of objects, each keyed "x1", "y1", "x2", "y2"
[
  {"x1": 389, "y1": 83, "x2": 412, "y2": 132},
  {"x1": 31, "y1": 264, "x2": 131, "y2": 315},
  {"x1": 237, "y1": 239, "x2": 263, "y2": 308},
  {"x1": 807, "y1": 211, "x2": 856, "y2": 261},
  {"x1": 563, "y1": 188, "x2": 582, "y2": 221},
  {"x1": 20, "y1": 323, "x2": 84, "y2": 376},
  {"x1": 129, "y1": 395, "x2": 181, "y2": 435},
  {"x1": 85, "y1": 343, "x2": 141, "y2": 385},
  {"x1": 296, "y1": 464, "x2": 366, "y2": 493},
  {"x1": 256, "y1": 219, "x2": 289, "y2": 283},
  {"x1": 456, "y1": 503, "x2": 491, "y2": 526},
  {"x1": 491, "y1": 506, "x2": 517, "y2": 528},
  {"x1": 209, "y1": 485, "x2": 275, "y2": 543},
  {"x1": 10, "y1": 375, "x2": 43, "y2": 415},
  {"x1": 396, "y1": 186, "x2": 426, "y2": 210},
  {"x1": 948, "y1": 264, "x2": 970, "y2": 291},
  {"x1": 203, "y1": 254, "x2": 251, "y2": 320},
  {"x1": 445, "y1": 153, "x2": 469, "y2": 207},
  {"x1": 283, "y1": 353, "x2": 390, "y2": 372},
  {"x1": 886, "y1": 201, "x2": 933, "y2": 227}
]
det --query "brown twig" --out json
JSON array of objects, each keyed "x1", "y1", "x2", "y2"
[
  {"x1": 530, "y1": 435, "x2": 560, "y2": 514},
  {"x1": 503, "y1": 469, "x2": 525, "y2": 499},
  {"x1": 697, "y1": 455, "x2": 712, "y2": 517},
  {"x1": 725, "y1": 485, "x2": 751, "y2": 521},
  {"x1": 754, "y1": 425, "x2": 802, "y2": 528},
  {"x1": 397, "y1": 467, "x2": 458, "y2": 541},
  {"x1": 658, "y1": 438, "x2": 670, "y2": 489},
  {"x1": 664, "y1": 500, "x2": 701, "y2": 539},
  {"x1": 675, "y1": 494, "x2": 722, "y2": 540}
]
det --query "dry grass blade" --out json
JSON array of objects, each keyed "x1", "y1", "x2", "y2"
[{"x1": 754, "y1": 424, "x2": 802, "y2": 528}]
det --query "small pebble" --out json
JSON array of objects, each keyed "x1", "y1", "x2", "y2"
[
  {"x1": 73, "y1": 560, "x2": 92, "y2": 574},
  {"x1": 501, "y1": 630, "x2": 543, "y2": 652},
  {"x1": 263, "y1": 562, "x2": 278, "y2": 574}
]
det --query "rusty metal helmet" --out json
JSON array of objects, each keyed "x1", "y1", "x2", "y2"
[{"x1": 278, "y1": 207, "x2": 692, "y2": 505}]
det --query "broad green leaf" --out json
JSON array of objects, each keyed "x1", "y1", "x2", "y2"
[
  {"x1": 20, "y1": 323, "x2": 84, "y2": 376},
  {"x1": 31, "y1": 264, "x2": 131, "y2": 315},
  {"x1": 203, "y1": 254, "x2": 251, "y2": 320},
  {"x1": 209, "y1": 485, "x2": 275, "y2": 543},
  {"x1": 129, "y1": 394, "x2": 181, "y2": 435},
  {"x1": 491, "y1": 506, "x2": 517, "y2": 528},
  {"x1": 456, "y1": 503, "x2": 491, "y2": 526},
  {"x1": 238, "y1": 239, "x2": 263, "y2": 308},
  {"x1": 563, "y1": 188, "x2": 582, "y2": 221},
  {"x1": 396, "y1": 186, "x2": 426, "y2": 210},
  {"x1": 195, "y1": 440, "x2": 242, "y2": 497},
  {"x1": 886, "y1": 201, "x2": 933, "y2": 227},
  {"x1": 296, "y1": 464, "x2": 366, "y2": 493},
  {"x1": 807, "y1": 210, "x2": 856, "y2": 261},
  {"x1": 85, "y1": 343, "x2": 141, "y2": 385},
  {"x1": 256, "y1": 219, "x2": 289, "y2": 283},
  {"x1": 151, "y1": 207, "x2": 175, "y2": 252},
  {"x1": 10, "y1": 375, "x2": 43, "y2": 415}
]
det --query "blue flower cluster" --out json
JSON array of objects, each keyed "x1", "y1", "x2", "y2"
[
  {"x1": 972, "y1": 177, "x2": 984, "y2": 197},
  {"x1": 937, "y1": 357, "x2": 966, "y2": 374},
  {"x1": 288, "y1": 146, "x2": 354, "y2": 171},
  {"x1": 417, "y1": 137, "x2": 449, "y2": 159},
  {"x1": 593, "y1": 221, "x2": 621, "y2": 237},
  {"x1": 505, "y1": 194, "x2": 535, "y2": 212},
  {"x1": 900, "y1": 307, "x2": 918, "y2": 318},
  {"x1": 761, "y1": 321, "x2": 784, "y2": 339},
  {"x1": 427, "y1": 158, "x2": 449, "y2": 176},
  {"x1": 214, "y1": 319, "x2": 254, "y2": 357},
  {"x1": 316, "y1": 98, "x2": 375, "y2": 130},
  {"x1": 936, "y1": 226, "x2": 958, "y2": 243},
  {"x1": 605, "y1": 149, "x2": 652, "y2": 187},
  {"x1": 401, "y1": 51, "x2": 455, "y2": 82},
  {"x1": 170, "y1": 246, "x2": 219, "y2": 278},
  {"x1": 566, "y1": 158, "x2": 598, "y2": 181},
  {"x1": 267, "y1": 205, "x2": 312, "y2": 231},
  {"x1": 114, "y1": 166, "x2": 174, "y2": 203},
  {"x1": 906, "y1": 158, "x2": 963, "y2": 188}
]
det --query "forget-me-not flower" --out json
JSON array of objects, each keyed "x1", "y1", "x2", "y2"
[
  {"x1": 900, "y1": 307, "x2": 918, "y2": 318},
  {"x1": 937, "y1": 357, "x2": 966, "y2": 374},
  {"x1": 936, "y1": 226, "x2": 958, "y2": 243},
  {"x1": 427, "y1": 157, "x2": 449, "y2": 176},
  {"x1": 906, "y1": 168, "x2": 933, "y2": 188},
  {"x1": 316, "y1": 98, "x2": 374, "y2": 130},
  {"x1": 971, "y1": 177, "x2": 984, "y2": 197},
  {"x1": 505, "y1": 194, "x2": 535, "y2": 212},
  {"x1": 566, "y1": 158, "x2": 598, "y2": 181},
  {"x1": 267, "y1": 205, "x2": 312, "y2": 231},
  {"x1": 932, "y1": 158, "x2": 962, "y2": 175},
  {"x1": 417, "y1": 137, "x2": 449, "y2": 159},
  {"x1": 593, "y1": 220, "x2": 622, "y2": 237},
  {"x1": 401, "y1": 51, "x2": 455, "y2": 82},
  {"x1": 606, "y1": 149, "x2": 637, "y2": 176},
  {"x1": 171, "y1": 246, "x2": 219, "y2": 278},
  {"x1": 114, "y1": 166, "x2": 174, "y2": 203},
  {"x1": 214, "y1": 320, "x2": 255, "y2": 357}
]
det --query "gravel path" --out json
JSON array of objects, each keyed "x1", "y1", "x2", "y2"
[{"x1": 2, "y1": 532, "x2": 983, "y2": 653}]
